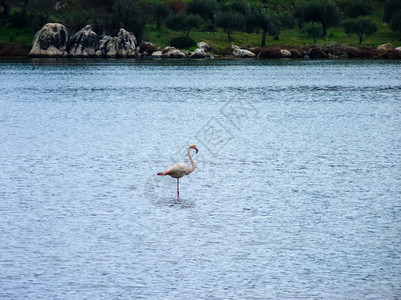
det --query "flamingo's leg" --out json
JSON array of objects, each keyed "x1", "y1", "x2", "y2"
[{"x1": 177, "y1": 178, "x2": 179, "y2": 198}]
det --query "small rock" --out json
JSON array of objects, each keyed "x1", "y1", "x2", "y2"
[
  {"x1": 161, "y1": 47, "x2": 186, "y2": 58},
  {"x1": 197, "y1": 42, "x2": 211, "y2": 52},
  {"x1": 231, "y1": 45, "x2": 255, "y2": 58},
  {"x1": 150, "y1": 51, "x2": 163, "y2": 58},
  {"x1": 190, "y1": 48, "x2": 206, "y2": 58},
  {"x1": 307, "y1": 47, "x2": 327, "y2": 59},
  {"x1": 280, "y1": 49, "x2": 291, "y2": 58},
  {"x1": 138, "y1": 42, "x2": 157, "y2": 56},
  {"x1": 376, "y1": 43, "x2": 393, "y2": 51},
  {"x1": 394, "y1": 46, "x2": 401, "y2": 52},
  {"x1": 290, "y1": 49, "x2": 302, "y2": 58}
]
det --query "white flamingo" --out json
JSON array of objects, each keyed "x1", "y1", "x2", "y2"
[{"x1": 157, "y1": 144, "x2": 198, "y2": 198}]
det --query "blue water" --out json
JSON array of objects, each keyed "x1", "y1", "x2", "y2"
[{"x1": 1, "y1": 58, "x2": 401, "y2": 299}]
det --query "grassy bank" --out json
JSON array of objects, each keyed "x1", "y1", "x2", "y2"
[
  {"x1": 2, "y1": 22, "x2": 399, "y2": 58},
  {"x1": 143, "y1": 22, "x2": 401, "y2": 54},
  {"x1": 1, "y1": 0, "x2": 400, "y2": 57}
]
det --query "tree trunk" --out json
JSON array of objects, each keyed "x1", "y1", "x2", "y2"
[
  {"x1": 261, "y1": 30, "x2": 267, "y2": 47},
  {"x1": 359, "y1": 34, "x2": 363, "y2": 45},
  {"x1": 322, "y1": 23, "x2": 327, "y2": 38},
  {"x1": 157, "y1": 17, "x2": 160, "y2": 30},
  {"x1": 1, "y1": 0, "x2": 8, "y2": 16}
]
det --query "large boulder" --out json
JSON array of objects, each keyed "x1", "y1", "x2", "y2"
[
  {"x1": 96, "y1": 36, "x2": 118, "y2": 58},
  {"x1": 161, "y1": 47, "x2": 187, "y2": 58},
  {"x1": 231, "y1": 45, "x2": 255, "y2": 58},
  {"x1": 116, "y1": 28, "x2": 137, "y2": 57},
  {"x1": 29, "y1": 23, "x2": 69, "y2": 57},
  {"x1": 69, "y1": 25, "x2": 101, "y2": 57}
]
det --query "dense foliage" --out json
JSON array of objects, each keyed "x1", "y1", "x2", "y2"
[
  {"x1": 343, "y1": 16, "x2": 378, "y2": 45},
  {"x1": 0, "y1": 0, "x2": 399, "y2": 48}
]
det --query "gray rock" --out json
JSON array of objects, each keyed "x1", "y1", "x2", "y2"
[
  {"x1": 190, "y1": 48, "x2": 206, "y2": 58},
  {"x1": 161, "y1": 47, "x2": 186, "y2": 58},
  {"x1": 197, "y1": 41, "x2": 211, "y2": 52},
  {"x1": 29, "y1": 23, "x2": 69, "y2": 57},
  {"x1": 69, "y1": 25, "x2": 101, "y2": 57},
  {"x1": 116, "y1": 28, "x2": 137, "y2": 57},
  {"x1": 231, "y1": 45, "x2": 255, "y2": 58},
  {"x1": 94, "y1": 28, "x2": 137, "y2": 58},
  {"x1": 394, "y1": 46, "x2": 401, "y2": 52},
  {"x1": 150, "y1": 50, "x2": 163, "y2": 58},
  {"x1": 96, "y1": 35, "x2": 118, "y2": 58}
]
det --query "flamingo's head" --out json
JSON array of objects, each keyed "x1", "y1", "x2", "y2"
[{"x1": 190, "y1": 144, "x2": 198, "y2": 154}]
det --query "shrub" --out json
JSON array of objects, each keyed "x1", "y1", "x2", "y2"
[
  {"x1": 343, "y1": 17, "x2": 377, "y2": 45},
  {"x1": 169, "y1": 37, "x2": 196, "y2": 49}
]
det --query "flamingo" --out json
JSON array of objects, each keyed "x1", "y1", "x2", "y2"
[{"x1": 157, "y1": 144, "x2": 198, "y2": 198}]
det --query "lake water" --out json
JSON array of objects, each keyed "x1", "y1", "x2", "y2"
[{"x1": 1, "y1": 58, "x2": 400, "y2": 299}]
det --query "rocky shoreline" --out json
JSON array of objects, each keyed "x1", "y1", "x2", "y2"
[{"x1": 2, "y1": 23, "x2": 401, "y2": 60}]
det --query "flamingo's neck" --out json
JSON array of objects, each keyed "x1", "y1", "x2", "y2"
[{"x1": 188, "y1": 147, "x2": 196, "y2": 174}]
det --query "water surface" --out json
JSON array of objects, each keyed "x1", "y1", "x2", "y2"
[{"x1": 1, "y1": 59, "x2": 401, "y2": 299}]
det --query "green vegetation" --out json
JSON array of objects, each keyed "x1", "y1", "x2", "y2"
[
  {"x1": 301, "y1": 22, "x2": 322, "y2": 45},
  {"x1": 0, "y1": 0, "x2": 400, "y2": 56},
  {"x1": 344, "y1": 17, "x2": 378, "y2": 45}
]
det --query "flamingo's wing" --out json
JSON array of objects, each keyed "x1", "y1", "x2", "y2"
[{"x1": 165, "y1": 163, "x2": 191, "y2": 178}]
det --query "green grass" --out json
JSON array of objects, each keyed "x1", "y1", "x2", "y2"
[
  {"x1": 143, "y1": 0, "x2": 401, "y2": 51},
  {"x1": 0, "y1": 24, "x2": 36, "y2": 45},
  {"x1": 144, "y1": 23, "x2": 401, "y2": 53}
]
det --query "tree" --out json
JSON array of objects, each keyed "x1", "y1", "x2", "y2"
[
  {"x1": 165, "y1": 14, "x2": 201, "y2": 37},
  {"x1": 248, "y1": 12, "x2": 271, "y2": 47},
  {"x1": 1, "y1": 0, "x2": 9, "y2": 16},
  {"x1": 168, "y1": 0, "x2": 186, "y2": 14},
  {"x1": 301, "y1": 22, "x2": 322, "y2": 45},
  {"x1": 343, "y1": 17, "x2": 377, "y2": 45},
  {"x1": 389, "y1": 11, "x2": 401, "y2": 33},
  {"x1": 229, "y1": 0, "x2": 249, "y2": 15},
  {"x1": 346, "y1": 0, "x2": 372, "y2": 18},
  {"x1": 28, "y1": 0, "x2": 56, "y2": 28},
  {"x1": 384, "y1": 0, "x2": 401, "y2": 33},
  {"x1": 268, "y1": 14, "x2": 281, "y2": 40},
  {"x1": 295, "y1": 1, "x2": 340, "y2": 38},
  {"x1": 112, "y1": 0, "x2": 146, "y2": 40},
  {"x1": 215, "y1": 11, "x2": 244, "y2": 41},
  {"x1": 153, "y1": 3, "x2": 169, "y2": 29},
  {"x1": 186, "y1": 0, "x2": 216, "y2": 26}
]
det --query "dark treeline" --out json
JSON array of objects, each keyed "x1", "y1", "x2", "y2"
[{"x1": 1, "y1": 0, "x2": 400, "y2": 46}]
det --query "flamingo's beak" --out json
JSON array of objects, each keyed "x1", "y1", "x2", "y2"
[{"x1": 195, "y1": 147, "x2": 199, "y2": 154}]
